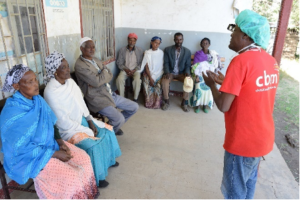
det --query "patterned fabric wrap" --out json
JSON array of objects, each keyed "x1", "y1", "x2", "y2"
[
  {"x1": 0, "y1": 91, "x2": 59, "y2": 184},
  {"x1": 2, "y1": 64, "x2": 30, "y2": 93},
  {"x1": 34, "y1": 142, "x2": 99, "y2": 199},
  {"x1": 44, "y1": 51, "x2": 65, "y2": 84},
  {"x1": 142, "y1": 72, "x2": 162, "y2": 109},
  {"x1": 189, "y1": 75, "x2": 213, "y2": 108}
]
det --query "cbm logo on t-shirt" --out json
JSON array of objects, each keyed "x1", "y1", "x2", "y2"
[
  {"x1": 255, "y1": 66, "x2": 278, "y2": 92},
  {"x1": 256, "y1": 70, "x2": 278, "y2": 87}
]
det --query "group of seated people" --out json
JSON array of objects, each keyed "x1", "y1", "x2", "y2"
[
  {"x1": 0, "y1": 32, "x2": 222, "y2": 199},
  {"x1": 116, "y1": 32, "x2": 223, "y2": 113}
]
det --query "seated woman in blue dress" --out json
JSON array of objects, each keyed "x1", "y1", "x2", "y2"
[
  {"x1": 43, "y1": 51, "x2": 122, "y2": 188},
  {"x1": 0, "y1": 64, "x2": 99, "y2": 199}
]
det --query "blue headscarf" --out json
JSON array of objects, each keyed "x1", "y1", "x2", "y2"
[
  {"x1": 150, "y1": 36, "x2": 162, "y2": 48},
  {"x1": 0, "y1": 91, "x2": 59, "y2": 184}
]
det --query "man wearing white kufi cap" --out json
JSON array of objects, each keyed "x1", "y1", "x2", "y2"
[{"x1": 74, "y1": 37, "x2": 139, "y2": 136}]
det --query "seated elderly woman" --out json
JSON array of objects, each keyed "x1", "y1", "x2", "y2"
[
  {"x1": 189, "y1": 37, "x2": 223, "y2": 113},
  {"x1": 0, "y1": 64, "x2": 99, "y2": 199},
  {"x1": 43, "y1": 51, "x2": 121, "y2": 188},
  {"x1": 140, "y1": 36, "x2": 164, "y2": 109}
]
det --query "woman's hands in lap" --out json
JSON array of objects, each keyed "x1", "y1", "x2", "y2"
[
  {"x1": 53, "y1": 150, "x2": 73, "y2": 162},
  {"x1": 88, "y1": 120, "x2": 98, "y2": 137}
]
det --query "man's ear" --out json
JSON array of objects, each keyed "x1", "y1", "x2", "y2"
[
  {"x1": 243, "y1": 34, "x2": 252, "y2": 42},
  {"x1": 12, "y1": 83, "x2": 19, "y2": 91},
  {"x1": 80, "y1": 46, "x2": 83, "y2": 52}
]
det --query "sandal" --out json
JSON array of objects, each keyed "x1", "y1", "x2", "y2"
[
  {"x1": 194, "y1": 106, "x2": 201, "y2": 113},
  {"x1": 182, "y1": 104, "x2": 190, "y2": 112},
  {"x1": 203, "y1": 106, "x2": 209, "y2": 113},
  {"x1": 162, "y1": 102, "x2": 169, "y2": 111}
]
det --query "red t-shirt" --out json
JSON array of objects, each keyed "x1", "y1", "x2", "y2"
[{"x1": 219, "y1": 49, "x2": 279, "y2": 157}]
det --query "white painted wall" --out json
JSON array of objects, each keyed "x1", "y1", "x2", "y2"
[
  {"x1": 43, "y1": 0, "x2": 81, "y2": 37},
  {"x1": 114, "y1": 0, "x2": 253, "y2": 33}
]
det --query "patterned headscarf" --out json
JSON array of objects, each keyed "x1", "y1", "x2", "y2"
[
  {"x1": 44, "y1": 51, "x2": 65, "y2": 84},
  {"x1": 2, "y1": 64, "x2": 31, "y2": 93}
]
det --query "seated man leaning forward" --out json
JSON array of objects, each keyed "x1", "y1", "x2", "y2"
[
  {"x1": 161, "y1": 32, "x2": 192, "y2": 112},
  {"x1": 75, "y1": 37, "x2": 139, "y2": 136},
  {"x1": 116, "y1": 33, "x2": 143, "y2": 102}
]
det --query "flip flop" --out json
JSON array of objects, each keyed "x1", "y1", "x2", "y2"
[
  {"x1": 203, "y1": 106, "x2": 209, "y2": 113},
  {"x1": 194, "y1": 107, "x2": 201, "y2": 113}
]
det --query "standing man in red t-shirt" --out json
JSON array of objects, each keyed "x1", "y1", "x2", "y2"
[{"x1": 203, "y1": 9, "x2": 279, "y2": 199}]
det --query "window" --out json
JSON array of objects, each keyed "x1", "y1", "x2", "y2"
[
  {"x1": 80, "y1": 0, "x2": 115, "y2": 62},
  {"x1": 0, "y1": 0, "x2": 48, "y2": 100}
]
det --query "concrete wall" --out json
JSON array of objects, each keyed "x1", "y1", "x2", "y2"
[
  {"x1": 44, "y1": 0, "x2": 117, "y2": 89},
  {"x1": 114, "y1": 0, "x2": 253, "y2": 91},
  {"x1": 43, "y1": 0, "x2": 83, "y2": 71}
]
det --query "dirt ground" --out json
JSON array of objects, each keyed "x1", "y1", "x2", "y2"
[
  {"x1": 274, "y1": 109, "x2": 299, "y2": 182},
  {"x1": 274, "y1": 59, "x2": 299, "y2": 183}
]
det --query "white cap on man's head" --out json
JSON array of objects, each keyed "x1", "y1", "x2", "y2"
[{"x1": 79, "y1": 37, "x2": 92, "y2": 48}]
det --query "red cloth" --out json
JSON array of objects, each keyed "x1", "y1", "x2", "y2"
[
  {"x1": 219, "y1": 49, "x2": 279, "y2": 157},
  {"x1": 128, "y1": 33, "x2": 138, "y2": 39}
]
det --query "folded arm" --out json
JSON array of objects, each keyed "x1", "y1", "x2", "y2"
[{"x1": 75, "y1": 64, "x2": 113, "y2": 87}]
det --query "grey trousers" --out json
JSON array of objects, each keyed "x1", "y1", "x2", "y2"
[{"x1": 98, "y1": 92, "x2": 139, "y2": 132}]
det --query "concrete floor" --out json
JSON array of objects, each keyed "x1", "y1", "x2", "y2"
[{"x1": 10, "y1": 96, "x2": 299, "y2": 199}]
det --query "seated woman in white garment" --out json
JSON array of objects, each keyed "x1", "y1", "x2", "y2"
[
  {"x1": 43, "y1": 51, "x2": 121, "y2": 188},
  {"x1": 189, "y1": 37, "x2": 223, "y2": 113},
  {"x1": 140, "y1": 36, "x2": 164, "y2": 109}
]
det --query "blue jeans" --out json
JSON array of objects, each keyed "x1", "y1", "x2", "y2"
[
  {"x1": 98, "y1": 92, "x2": 138, "y2": 132},
  {"x1": 221, "y1": 150, "x2": 261, "y2": 199}
]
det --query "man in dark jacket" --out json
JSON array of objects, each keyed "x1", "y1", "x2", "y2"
[{"x1": 161, "y1": 32, "x2": 191, "y2": 112}]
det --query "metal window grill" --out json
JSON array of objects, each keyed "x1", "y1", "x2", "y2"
[
  {"x1": 0, "y1": 0, "x2": 47, "y2": 100},
  {"x1": 81, "y1": 0, "x2": 114, "y2": 61}
]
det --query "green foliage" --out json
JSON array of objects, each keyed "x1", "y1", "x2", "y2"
[
  {"x1": 275, "y1": 69, "x2": 299, "y2": 126},
  {"x1": 253, "y1": 0, "x2": 281, "y2": 23},
  {"x1": 253, "y1": 0, "x2": 299, "y2": 31},
  {"x1": 289, "y1": 0, "x2": 299, "y2": 31}
]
